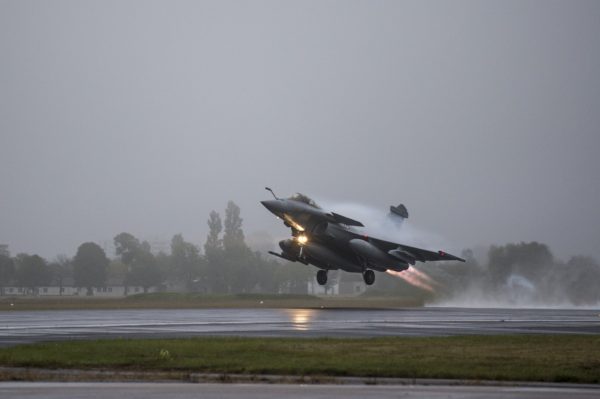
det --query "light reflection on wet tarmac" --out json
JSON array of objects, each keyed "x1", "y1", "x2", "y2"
[{"x1": 0, "y1": 307, "x2": 599, "y2": 346}]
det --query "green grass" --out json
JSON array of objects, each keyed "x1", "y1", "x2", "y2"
[
  {"x1": 1, "y1": 335, "x2": 599, "y2": 383},
  {"x1": 0, "y1": 293, "x2": 422, "y2": 311}
]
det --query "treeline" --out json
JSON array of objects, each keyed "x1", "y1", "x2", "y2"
[
  {"x1": 2, "y1": 202, "x2": 600, "y2": 306},
  {"x1": 0, "y1": 201, "x2": 311, "y2": 296}
]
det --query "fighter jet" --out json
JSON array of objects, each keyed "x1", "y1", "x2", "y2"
[{"x1": 261, "y1": 188, "x2": 465, "y2": 286}]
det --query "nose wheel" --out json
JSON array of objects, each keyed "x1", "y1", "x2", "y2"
[
  {"x1": 363, "y1": 269, "x2": 375, "y2": 285},
  {"x1": 316, "y1": 270, "x2": 328, "y2": 285}
]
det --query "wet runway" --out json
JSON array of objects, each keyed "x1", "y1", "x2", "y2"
[
  {"x1": 1, "y1": 307, "x2": 599, "y2": 346},
  {"x1": 2, "y1": 382, "x2": 600, "y2": 399}
]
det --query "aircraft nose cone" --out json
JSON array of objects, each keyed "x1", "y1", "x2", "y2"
[{"x1": 261, "y1": 200, "x2": 282, "y2": 215}]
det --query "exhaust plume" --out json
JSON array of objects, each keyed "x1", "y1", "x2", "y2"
[{"x1": 387, "y1": 267, "x2": 436, "y2": 293}]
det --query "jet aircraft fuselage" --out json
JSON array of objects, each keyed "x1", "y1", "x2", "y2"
[{"x1": 261, "y1": 188, "x2": 464, "y2": 286}]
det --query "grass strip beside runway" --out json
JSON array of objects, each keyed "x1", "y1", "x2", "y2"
[{"x1": 1, "y1": 335, "x2": 599, "y2": 383}]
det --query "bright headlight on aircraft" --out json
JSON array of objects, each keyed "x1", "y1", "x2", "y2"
[{"x1": 297, "y1": 235, "x2": 308, "y2": 245}]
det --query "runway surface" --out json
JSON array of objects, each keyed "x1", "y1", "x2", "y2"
[
  {"x1": 1, "y1": 307, "x2": 599, "y2": 347},
  {"x1": 1, "y1": 382, "x2": 599, "y2": 399}
]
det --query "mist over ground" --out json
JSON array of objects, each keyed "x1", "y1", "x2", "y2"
[
  {"x1": 422, "y1": 247, "x2": 600, "y2": 309},
  {"x1": 322, "y1": 202, "x2": 600, "y2": 308}
]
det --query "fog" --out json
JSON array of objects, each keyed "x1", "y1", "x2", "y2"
[
  {"x1": 428, "y1": 261, "x2": 600, "y2": 309},
  {"x1": 1, "y1": 1, "x2": 599, "y2": 262}
]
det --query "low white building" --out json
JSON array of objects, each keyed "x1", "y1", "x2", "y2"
[
  {"x1": 308, "y1": 280, "x2": 339, "y2": 295},
  {"x1": 2, "y1": 285, "x2": 157, "y2": 297},
  {"x1": 307, "y1": 272, "x2": 367, "y2": 296}
]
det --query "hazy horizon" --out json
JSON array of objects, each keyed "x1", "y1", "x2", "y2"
[{"x1": 2, "y1": 1, "x2": 599, "y2": 261}]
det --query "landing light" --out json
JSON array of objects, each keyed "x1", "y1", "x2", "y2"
[{"x1": 297, "y1": 235, "x2": 308, "y2": 245}]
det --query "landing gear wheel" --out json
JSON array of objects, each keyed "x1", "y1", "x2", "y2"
[
  {"x1": 363, "y1": 269, "x2": 375, "y2": 285},
  {"x1": 316, "y1": 270, "x2": 328, "y2": 285}
]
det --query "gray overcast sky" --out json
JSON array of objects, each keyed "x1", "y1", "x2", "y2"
[{"x1": 1, "y1": 0, "x2": 599, "y2": 260}]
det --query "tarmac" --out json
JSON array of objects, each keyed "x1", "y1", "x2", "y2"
[
  {"x1": 1, "y1": 382, "x2": 599, "y2": 399},
  {"x1": 1, "y1": 306, "x2": 599, "y2": 347},
  {"x1": 2, "y1": 307, "x2": 599, "y2": 397}
]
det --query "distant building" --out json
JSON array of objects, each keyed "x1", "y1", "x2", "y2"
[
  {"x1": 307, "y1": 272, "x2": 367, "y2": 296},
  {"x1": 308, "y1": 279, "x2": 339, "y2": 295},
  {"x1": 1, "y1": 278, "x2": 158, "y2": 297}
]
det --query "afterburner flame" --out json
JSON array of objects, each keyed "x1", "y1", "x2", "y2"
[
  {"x1": 408, "y1": 267, "x2": 441, "y2": 287},
  {"x1": 387, "y1": 266, "x2": 437, "y2": 293}
]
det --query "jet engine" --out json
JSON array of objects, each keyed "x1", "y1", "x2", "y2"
[
  {"x1": 302, "y1": 242, "x2": 360, "y2": 272},
  {"x1": 278, "y1": 239, "x2": 301, "y2": 260},
  {"x1": 349, "y1": 239, "x2": 407, "y2": 271}
]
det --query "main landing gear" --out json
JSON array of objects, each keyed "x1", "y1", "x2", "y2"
[
  {"x1": 316, "y1": 269, "x2": 375, "y2": 286},
  {"x1": 316, "y1": 270, "x2": 328, "y2": 285},
  {"x1": 362, "y1": 269, "x2": 375, "y2": 285}
]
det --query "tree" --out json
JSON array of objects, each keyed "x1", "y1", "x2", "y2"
[
  {"x1": 15, "y1": 254, "x2": 52, "y2": 292},
  {"x1": 171, "y1": 234, "x2": 202, "y2": 291},
  {"x1": 253, "y1": 253, "x2": 278, "y2": 293},
  {"x1": 107, "y1": 259, "x2": 128, "y2": 284},
  {"x1": 222, "y1": 201, "x2": 257, "y2": 293},
  {"x1": 223, "y1": 201, "x2": 245, "y2": 252},
  {"x1": 48, "y1": 254, "x2": 72, "y2": 296},
  {"x1": 205, "y1": 211, "x2": 223, "y2": 254},
  {"x1": 564, "y1": 256, "x2": 600, "y2": 305},
  {"x1": 114, "y1": 232, "x2": 142, "y2": 265},
  {"x1": 154, "y1": 251, "x2": 171, "y2": 286},
  {"x1": 73, "y1": 242, "x2": 109, "y2": 295},
  {"x1": 0, "y1": 252, "x2": 15, "y2": 295},
  {"x1": 114, "y1": 232, "x2": 162, "y2": 292},
  {"x1": 204, "y1": 211, "x2": 226, "y2": 293},
  {"x1": 141, "y1": 240, "x2": 151, "y2": 253},
  {"x1": 272, "y1": 260, "x2": 311, "y2": 294},
  {"x1": 126, "y1": 250, "x2": 162, "y2": 293}
]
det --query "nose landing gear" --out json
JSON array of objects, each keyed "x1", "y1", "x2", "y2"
[
  {"x1": 316, "y1": 270, "x2": 328, "y2": 285},
  {"x1": 362, "y1": 269, "x2": 375, "y2": 285}
]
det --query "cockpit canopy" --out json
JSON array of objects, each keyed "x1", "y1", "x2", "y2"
[{"x1": 288, "y1": 193, "x2": 321, "y2": 209}]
